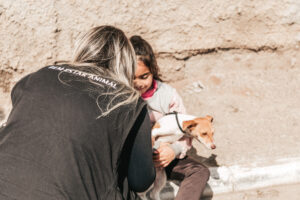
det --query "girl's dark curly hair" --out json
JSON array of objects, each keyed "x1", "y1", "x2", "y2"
[{"x1": 130, "y1": 35, "x2": 162, "y2": 81}]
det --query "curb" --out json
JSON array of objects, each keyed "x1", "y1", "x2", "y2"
[{"x1": 157, "y1": 157, "x2": 300, "y2": 199}]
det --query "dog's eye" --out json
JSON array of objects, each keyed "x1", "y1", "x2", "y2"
[{"x1": 202, "y1": 132, "x2": 207, "y2": 136}]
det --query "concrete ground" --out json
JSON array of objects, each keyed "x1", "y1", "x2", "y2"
[{"x1": 204, "y1": 183, "x2": 300, "y2": 200}]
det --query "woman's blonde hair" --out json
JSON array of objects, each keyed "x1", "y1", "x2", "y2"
[{"x1": 67, "y1": 25, "x2": 140, "y2": 116}]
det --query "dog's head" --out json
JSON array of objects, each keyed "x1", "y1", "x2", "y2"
[{"x1": 182, "y1": 115, "x2": 216, "y2": 150}]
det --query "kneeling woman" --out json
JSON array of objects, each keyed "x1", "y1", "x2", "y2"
[{"x1": 0, "y1": 26, "x2": 155, "y2": 200}]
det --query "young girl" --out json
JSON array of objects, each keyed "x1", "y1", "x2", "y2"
[{"x1": 130, "y1": 35, "x2": 210, "y2": 200}]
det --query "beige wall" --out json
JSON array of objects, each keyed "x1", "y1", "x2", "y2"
[{"x1": 0, "y1": 0, "x2": 300, "y2": 165}]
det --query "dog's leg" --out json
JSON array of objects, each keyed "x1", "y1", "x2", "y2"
[{"x1": 150, "y1": 168, "x2": 167, "y2": 200}]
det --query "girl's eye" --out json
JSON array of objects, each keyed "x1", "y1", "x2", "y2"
[
  {"x1": 202, "y1": 132, "x2": 207, "y2": 136},
  {"x1": 141, "y1": 74, "x2": 149, "y2": 79}
]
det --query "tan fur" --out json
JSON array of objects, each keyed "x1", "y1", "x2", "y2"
[
  {"x1": 185, "y1": 115, "x2": 215, "y2": 149},
  {"x1": 152, "y1": 122, "x2": 160, "y2": 130}
]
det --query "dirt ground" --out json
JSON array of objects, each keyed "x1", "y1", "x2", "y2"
[{"x1": 204, "y1": 183, "x2": 300, "y2": 200}]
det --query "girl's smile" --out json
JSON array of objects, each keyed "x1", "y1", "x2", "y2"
[{"x1": 134, "y1": 60, "x2": 153, "y2": 94}]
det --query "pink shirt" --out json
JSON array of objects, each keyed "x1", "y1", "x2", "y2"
[{"x1": 141, "y1": 79, "x2": 158, "y2": 100}]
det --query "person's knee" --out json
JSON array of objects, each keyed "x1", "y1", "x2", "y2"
[
  {"x1": 193, "y1": 164, "x2": 210, "y2": 181},
  {"x1": 201, "y1": 166, "x2": 210, "y2": 181}
]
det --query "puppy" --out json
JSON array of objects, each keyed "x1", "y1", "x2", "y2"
[{"x1": 139, "y1": 113, "x2": 215, "y2": 200}]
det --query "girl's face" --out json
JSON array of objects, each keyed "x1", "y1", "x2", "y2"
[{"x1": 134, "y1": 60, "x2": 153, "y2": 94}]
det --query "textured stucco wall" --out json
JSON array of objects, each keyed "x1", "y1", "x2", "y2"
[{"x1": 0, "y1": 0, "x2": 300, "y2": 166}]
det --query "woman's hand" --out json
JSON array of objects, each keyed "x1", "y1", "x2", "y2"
[{"x1": 153, "y1": 142, "x2": 175, "y2": 168}]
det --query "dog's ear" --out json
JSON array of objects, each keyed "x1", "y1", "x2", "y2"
[
  {"x1": 182, "y1": 120, "x2": 197, "y2": 132},
  {"x1": 205, "y1": 115, "x2": 213, "y2": 122}
]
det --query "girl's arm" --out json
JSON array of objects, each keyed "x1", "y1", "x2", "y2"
[{"x1": 169, "y1": 90, "x2": 187, "y2": 114}]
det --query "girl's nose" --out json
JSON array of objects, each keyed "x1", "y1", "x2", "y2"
[{"x1": 134, "y1": 81, "x2": 142, "y2": 88}]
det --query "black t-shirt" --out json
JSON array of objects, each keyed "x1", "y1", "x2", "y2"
[{"x1": 0, "y1": 65, "x2": 155, "y2": 200}]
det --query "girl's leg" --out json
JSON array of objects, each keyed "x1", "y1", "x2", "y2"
[{"x1": 165, "y1": 157, "x2": 210, "y2": 200}]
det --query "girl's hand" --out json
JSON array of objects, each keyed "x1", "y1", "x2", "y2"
[{"x1": 153, "y1": 142, "x2": 175, "y2": 168}]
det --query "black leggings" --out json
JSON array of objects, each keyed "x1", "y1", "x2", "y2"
[{"x1": 119, "y1": 106, "x2": 156, "y2": 192}]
